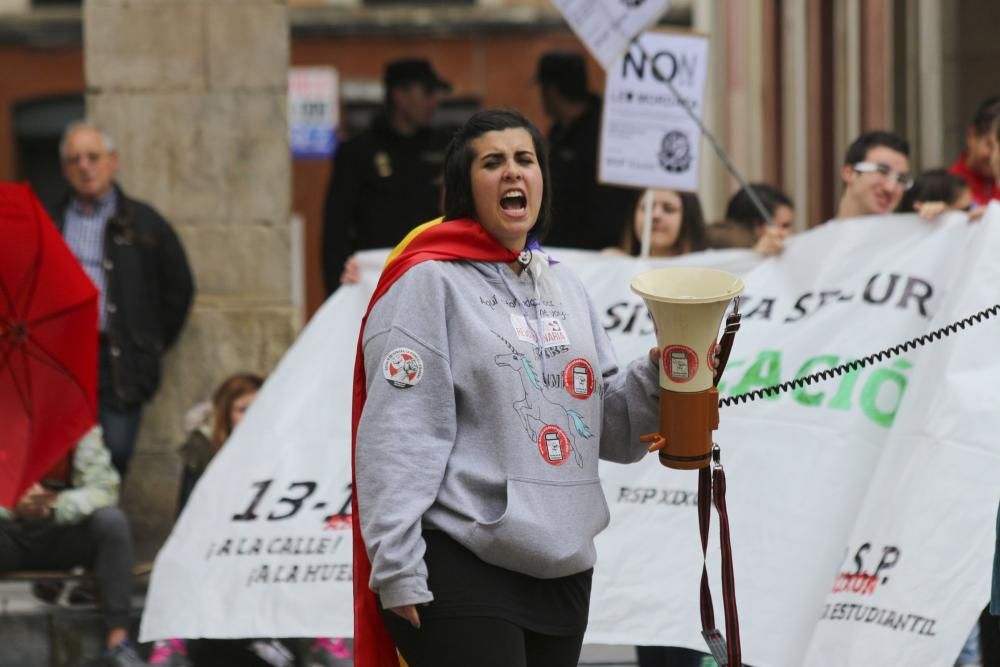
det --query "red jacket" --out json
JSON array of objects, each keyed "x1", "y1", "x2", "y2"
[{"x1": 950, "y1": 153, "x2": 999, "y2": 207}]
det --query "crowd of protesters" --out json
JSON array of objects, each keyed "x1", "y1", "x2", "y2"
[
  {"x1": 2, "y1": 47, "x2": 998, "y2": 667},
  {"x1": 324, "y1": 53, "x2": 1000, "y2": 667}
]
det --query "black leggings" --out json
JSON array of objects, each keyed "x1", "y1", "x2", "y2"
[{"x1": 381, "y1": 611, "x2": 585, "y2": 667}]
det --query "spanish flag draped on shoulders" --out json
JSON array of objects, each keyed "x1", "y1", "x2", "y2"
[{"x1": 350, "y1": 217, "x2": 518, "y2": 667}]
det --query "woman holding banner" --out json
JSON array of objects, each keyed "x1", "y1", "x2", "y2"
[{"x1": 351, "y1": 109, "x2": 662, "y2": 667}]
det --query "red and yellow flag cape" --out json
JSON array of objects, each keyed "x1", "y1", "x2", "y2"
[{"x1": 351, "y1": 218, "x2": 518, "y2": 667}]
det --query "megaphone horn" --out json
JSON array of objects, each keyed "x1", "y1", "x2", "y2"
[{"x1": 630, "y1": 267, "x2": 744, "y2": 470}]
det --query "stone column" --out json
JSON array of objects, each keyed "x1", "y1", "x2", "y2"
[
  {"x1": 83, "y1": 0, "x2": 297, "y2": 559},
  {"x1": 0, "y1": 0, "x2": 28, "y2": 13}
]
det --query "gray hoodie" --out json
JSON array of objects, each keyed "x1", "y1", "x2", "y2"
[{"x1": 356, "y1": 255, "x2": 660, "y2": 609}]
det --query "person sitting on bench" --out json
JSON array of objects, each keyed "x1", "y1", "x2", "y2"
[{"x1": 0, "y1": 426, "x2": 143, "y2": 667}]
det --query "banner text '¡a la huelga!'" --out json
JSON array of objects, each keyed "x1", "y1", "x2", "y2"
[
  {"x1": 245, "y1": 561, "x2": 352, "y2": 588},
  {"x1": 603, "y1": 272, "x2": 936, "y2": 336}
]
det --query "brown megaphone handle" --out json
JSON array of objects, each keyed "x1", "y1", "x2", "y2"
[
  {"x1": 642, "y1": 387, "x2": 720, "y2": 470},
  {"x1": 640, "y1": 431, "x2": 667, "y2": 452}
]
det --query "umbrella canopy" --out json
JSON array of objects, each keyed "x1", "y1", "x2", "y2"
[{"x1": 0, "y1": 183, "x2": 98, "y2": 508}]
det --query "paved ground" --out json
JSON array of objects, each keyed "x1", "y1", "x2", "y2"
[
  {"x1": 0, "y1": 581, "x2": 637, "y2": 666},
  {"x1": 579, "y1": 643, "x2": 638, "y2": 665}
]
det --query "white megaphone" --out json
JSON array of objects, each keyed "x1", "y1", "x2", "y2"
[{"x1": 630, "y1": 267, "x2": 744, "y2": 469}]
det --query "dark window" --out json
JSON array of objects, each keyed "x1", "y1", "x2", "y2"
[
  {"x1": 32, "y1": 0, "x2": 82, "y2": 6},
  {"x1": 14, "y1": 94, "x2": 84, "y2": 206}
]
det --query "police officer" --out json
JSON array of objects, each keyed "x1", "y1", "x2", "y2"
[
  {"x1": 322, "y1": 58, "x2": 452, "y2": 294},
  {"x1": 536, "y1": 51, "x2": 634, "y2": 250}
]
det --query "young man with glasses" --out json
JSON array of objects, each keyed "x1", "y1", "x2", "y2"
[{"x1": 836, "y1": 130, "x2": 912, "y2": 219}]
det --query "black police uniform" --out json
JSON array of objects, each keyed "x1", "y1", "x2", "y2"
[
  {"x1": 545, "y1": 95, "x2": 636, "y2": 251},
  {"x1": 321, "y1": 114, "x2": 450, "y2": 295}
]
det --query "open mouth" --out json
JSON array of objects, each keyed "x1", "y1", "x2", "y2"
[{"x1": 500, "y1": 189, "x2": 527, "y2": 213}]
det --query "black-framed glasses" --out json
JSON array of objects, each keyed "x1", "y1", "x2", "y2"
[{"x1": 852, "y1": 161, "x2": 913, "y2": 190}]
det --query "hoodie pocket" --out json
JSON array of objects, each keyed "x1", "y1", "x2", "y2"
[{"x1": 467, "y1": 477, "x2": 610, "y2": 579}]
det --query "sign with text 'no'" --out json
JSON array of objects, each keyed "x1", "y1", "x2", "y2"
[
  {"x1": 599, "y1": 31, "x2": 708, "y2": 191},
  {"x1": 551, "y1": 0, "x2": 672, "y2": 70}
]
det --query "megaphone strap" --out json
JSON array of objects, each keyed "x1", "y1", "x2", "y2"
[
  {"x1": 697, "y1": 449, "x2": 742, "y2": 666},
  {"x1": 713, "y1": 302, "x2": 743, "y2": 388}
]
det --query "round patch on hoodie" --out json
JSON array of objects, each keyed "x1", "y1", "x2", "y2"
[
  {"x1": 537, "y1": 425, "x2": 570, "y2": 466},
  {"x1": 563, "y1": 358, "x2": 595, "y2": 400},
  {"x1": 382, "y1": 348, "x2": 424, "y2": 388}
]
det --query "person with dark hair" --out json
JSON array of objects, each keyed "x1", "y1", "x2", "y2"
[
  {"x1": 896, "y1": 168, "x2": 973, "y2": 217},
  {"x1": 352, "y1": 109, "x2": 662, "y2": 667},
  {"x1": 708, "y1": 182, "x2": 795, "y2": 256},
  {"x1": 611, "y1": 188, "x2": 707, "y2": 257},
  {"x1": 535, "y1": 51, "x2": 635, "y2": 250},
  {"x1": 321, "y1": 58, "x2": 453, "y2": 294},
  {"x1": 949, "y1": 96, "x2": 1000, "y2": 208},
  {"x1": 837, "y1": 130, "x2": 913, "y2": 219},
  {"x1": 174, "y1": 372, "x2": 265, "y2": 514}
]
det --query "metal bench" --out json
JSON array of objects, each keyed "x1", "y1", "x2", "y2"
[
  {"x1": 0, "y1": 563, "x2": 153, "y2": 607},
  {"x1": 0, "y1": 562, "x2": 152, "y2": 582}
]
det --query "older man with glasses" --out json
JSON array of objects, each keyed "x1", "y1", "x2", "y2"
[
  {"x1": 47, "y1": 120, "x2": 194, "y2": 481},
  {"x1": 836, "y1": 130, "x2": 913, "y2": 219}
]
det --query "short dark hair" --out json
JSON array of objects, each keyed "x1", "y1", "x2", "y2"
[
  {"x1": 383, "y1": 58, "x2": 451, "y2": 108},
  {"x1": 843, "y1": 130, "x2": 910, "y2": 165},
  {"x1": 724, "y1": 182, "x2": 795, "y2": 232},
  {"x1": 535, "y1": 51, "x2": 590, "y2": 102},
  {"x1": 896, "y1": 168, "x2": 969, "y2": 212},
  {"x1": 623, "y1": 189, "x2": 707, "y2": 256},
  {"x1": 970, "y1": 96, "x2": 1000, "y2": 135},
  {"x1": 383, "y1": 58, "x2": 451, "y2": 92},
  {"x1": 442, "y1": 109, "x2": 553, "y2": 241}
]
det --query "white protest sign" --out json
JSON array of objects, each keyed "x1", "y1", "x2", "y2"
[
  {"x1": 550, "y1": 0, "x2": 672, "y2": 70},
  {"x1": 599, "y1": 31, "x2": 709, "y2": 191},
  {"x1": 141, "y1": 209, "x2": 1000, "y2": 667},
  {"x1": 289, "y1": 67, "x2": 339, "y2": 160}
]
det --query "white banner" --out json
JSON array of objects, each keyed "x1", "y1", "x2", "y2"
[
  {"x1": 550, "y1": 0, "x2": 672, "y2": 71},
  {"x1": 141, "y1": 209, "x2": 1000, "y2": 667},
  {"x1": 600, "y1": 31, "x2": 709, "y2": 191}
]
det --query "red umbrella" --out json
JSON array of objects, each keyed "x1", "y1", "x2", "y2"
[{"x1": 0, "y1": 183, "x2": 98, "y2": 508}]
